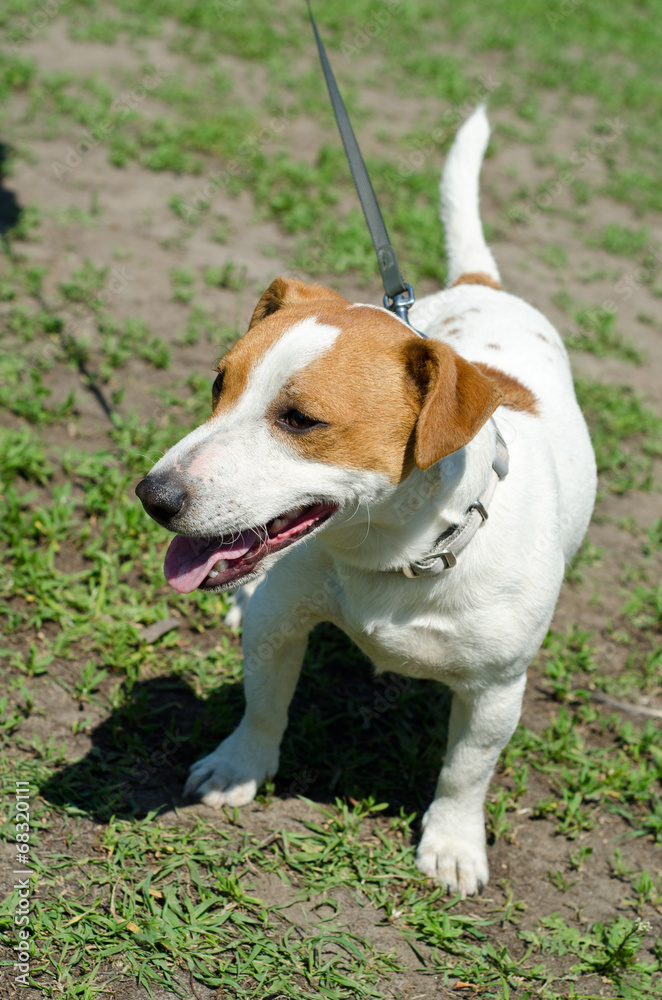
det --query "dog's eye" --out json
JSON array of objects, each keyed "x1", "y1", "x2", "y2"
[
  {"x1": 279, "y1": 409, "x2": 322, "y2": 432},
  {"x1": 211, "y1": 370, "x2": 224, "y2": 404}
]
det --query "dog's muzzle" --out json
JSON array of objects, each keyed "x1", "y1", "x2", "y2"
[{"x1": 135, "y1": 475, "x2": 187, "y2": 525}]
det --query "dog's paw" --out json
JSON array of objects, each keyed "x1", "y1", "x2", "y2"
[
  {"x1": 416, "y1": 811, "x2": 488, "y2": 897},
  {"x1": 183, "y1": 728, "x2": 278, "y2": 808}
]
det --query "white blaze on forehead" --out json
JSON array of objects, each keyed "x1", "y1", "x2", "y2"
[
  {"x1": 153, "y1": 317, "x2": 342, "y2": 480},
  {"x1": 224, "y1": 316, "x2": 341, "y2": 423}
]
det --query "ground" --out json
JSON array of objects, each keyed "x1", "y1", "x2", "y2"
[{"x1": 0, "y1": 2, "x2": 661, "y2": 998}]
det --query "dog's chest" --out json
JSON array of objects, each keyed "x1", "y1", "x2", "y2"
[{"x1": 329, "y1": 574, "x2": 479, "y2": 682}]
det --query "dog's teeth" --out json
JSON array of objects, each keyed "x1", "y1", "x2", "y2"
[
  {"x1": 209, "y1": 570, "x2": 219, "y2": 578},
  {"x1": 210, "y1": 559, "x2": 228, "y2": 576},
  {"x1": 268, "y1": 506, "x2": 308, "y2": 535}
]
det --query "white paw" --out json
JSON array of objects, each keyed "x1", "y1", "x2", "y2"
[
  {"x1": 416, "y1": 809, "x2": 489, "y2": 897},
  {"x1": 183, "y1": 727, "x2": 278, "y2": 808}
]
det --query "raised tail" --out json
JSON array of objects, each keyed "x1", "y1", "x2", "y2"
[{"x1": 441, "y1": 104, "x2": 500, "y2": 289}]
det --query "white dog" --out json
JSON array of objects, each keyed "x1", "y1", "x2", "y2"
[{"x1": 136, "y1": 107, "x2": 596, "y2": 896}]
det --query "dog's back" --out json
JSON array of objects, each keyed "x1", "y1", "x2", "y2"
[{"x1": 412, "y1": 106, "x2": 596, "y2": 561}]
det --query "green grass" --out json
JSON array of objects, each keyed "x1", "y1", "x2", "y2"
[
  {"x1": 554, "y1": 293, "x2": 644, "y2": 364},
  {"x1": 575, "y1": 379, "x2": 662, "y2": 493},
  {"x1": 0, "y1": 808, "x2": 404, "y2": 997},
  {"x1": 587, "y1": 224, "x2": 651, "y2": 258},
  {"x1": 1, "y1": 1, "x2": 661, "y2": 997}
]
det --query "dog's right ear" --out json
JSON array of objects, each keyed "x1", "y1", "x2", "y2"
[
  {"x1": 403, "y1": 338, "x2": 503, "y2": 469},
  {"x1": 249, "y1": 278, "x2": 347, "y2": 329}
]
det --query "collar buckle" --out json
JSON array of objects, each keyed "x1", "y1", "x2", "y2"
[
  {"x1": 468, "y1": 499, "x2": 489, "y2": 522},
  {"x1": 402, "y1": 422, "x2": 509, "y2": 579}
]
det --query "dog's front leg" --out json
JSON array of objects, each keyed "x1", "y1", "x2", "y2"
[
  {"x1": 184, "y1": 630, "x2": 309, "y2": 808},
  {"x1": 416, "y1": 671, "x2": 527, "y2": 896}
]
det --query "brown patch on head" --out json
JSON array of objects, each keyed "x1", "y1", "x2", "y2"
[
  {"x1": 471, "y1": 362, "x2": 539, "y2": 415},
  {"x1": 273, "y1": 321, "x2": 505, "y2": 480},
  {"x1": 210, "y1": 278, "x2": 351, "y2": 418},
  {"x1": 452, "y1": 271, "x2": 501, "y2": 291},
  {"x1": 269, "y1": 306, "x2": 420, "y2": 483},
  {"x1": 210, "y1": 277, "x2": 507, "y2": 482},
  {"x1": 249, "y1": 277, "x2": 345, "y2": 329}
]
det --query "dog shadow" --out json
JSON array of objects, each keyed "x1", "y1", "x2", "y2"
[
  {"x1": 41, "y1": 624, "x2": 451, "y2": 823},
  {"x1": 0, "y1": 143, "x2": 23, "y2": 238}
]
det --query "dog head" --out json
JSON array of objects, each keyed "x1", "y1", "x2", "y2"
[{"x1": 136, "y1": 278, "x2": 502, "y2": 593}]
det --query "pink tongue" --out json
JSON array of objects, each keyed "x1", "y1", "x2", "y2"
[{"x1": 164, "y1": 531, "x2": 260, "y2": 594}]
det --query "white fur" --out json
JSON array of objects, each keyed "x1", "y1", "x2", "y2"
[
  {"x1": 441, "y1": 103, "x2": 500, "y2": 286},
  {"x1": 151, "y1": 108, "x2": 596, "y2": 897}
]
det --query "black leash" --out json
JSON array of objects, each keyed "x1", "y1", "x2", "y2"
[{"x1": 307, "y1": 2, "x2": 425, "y2": 337}]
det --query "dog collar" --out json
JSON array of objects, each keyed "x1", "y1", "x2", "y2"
[{"x1": 402, "y1": 424, "x2": 509, "y2": 578}]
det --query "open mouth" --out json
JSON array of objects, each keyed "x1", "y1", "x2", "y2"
[{"x1": 163, "y1": 502, "x2": 339, "y2": 594}]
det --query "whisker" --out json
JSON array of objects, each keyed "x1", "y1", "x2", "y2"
[{"x1": 341, "y1": 500, "x2": 372, "y2": 549}]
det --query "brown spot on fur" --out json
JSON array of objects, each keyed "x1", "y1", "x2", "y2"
[
  {"x1": 486, "y1": 343, "x2": 501, "y2": 350},
  {"x1": 445, "y1": 327, "x2": 460, "y2": 337},
  {"x1": 442, "y1": 315, "x2": 459, "y2": 325},
  {"x1": 287, "y1": 330, "x2": 504, "y2": 479},
  {"x1": 270, "y1": 313, "x2": 421, "y2": 484},
  {"x1": 536, "y1": 332, "x2": 550, "y2": 344},
  {"x1": 452, "y1": 272, "x2": 501, "y2": 291},
  {"x1": 472, "y1": 362, "x2": 539, "y2": 415}
]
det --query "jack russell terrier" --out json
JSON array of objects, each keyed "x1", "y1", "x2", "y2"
[{"x1": 136, "y1": 106, "x2": 596, "y2": 896}]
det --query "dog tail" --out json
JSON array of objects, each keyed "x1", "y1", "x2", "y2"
[{"x1": 440, "y1": 104, "x2": 501, "y2": 290}]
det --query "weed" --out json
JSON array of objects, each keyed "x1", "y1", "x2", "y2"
[
  {"x1": 575, "y1": 379, "x2": 662, "y2": 493},
  {"x1": 588, "y1": 224, "x2": 651, "y2": 258},
  {"x1": 169, "y1": 267, "x2": 195, "y2": 304},
  {"x1": 554, "y1": 292, "x2": 643, "y2": 363},
  {"x1": 1, "y1": 2, "x2": 662, "y2": 996}
]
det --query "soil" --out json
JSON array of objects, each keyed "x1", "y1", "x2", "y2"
[{"x1": 1, "y1": 20, "x2": 661, "y2": 1000}]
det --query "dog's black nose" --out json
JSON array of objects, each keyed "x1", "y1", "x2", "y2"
[{"x1": 135, "y1": 476, "x2": 187, "y2": 522}]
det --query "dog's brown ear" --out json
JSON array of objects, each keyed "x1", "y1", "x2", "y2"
[
  {"x1": 403, "y1": 339, "x2": 503, "y2": 469},
  {"x1": 249, "y1": 278, "x2": 347, "y2": 329}
]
